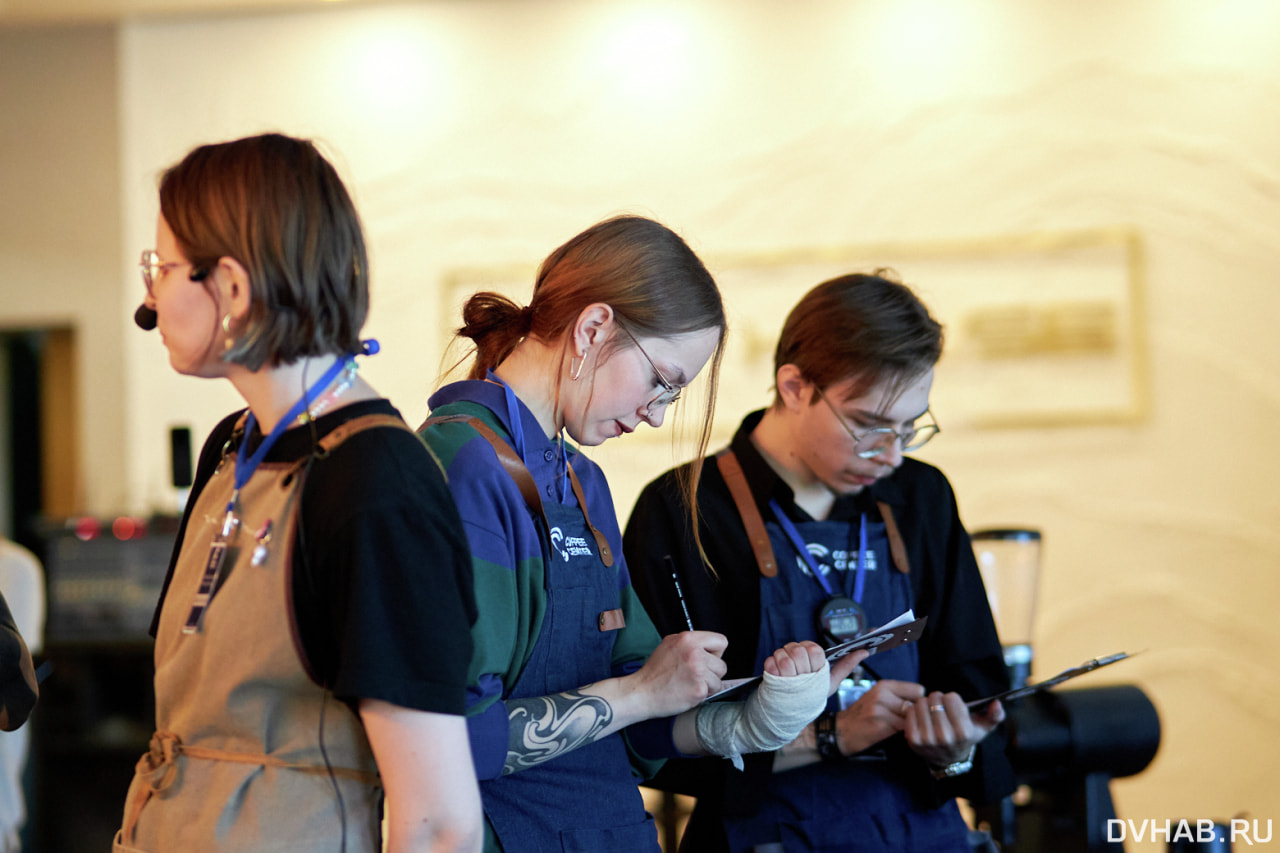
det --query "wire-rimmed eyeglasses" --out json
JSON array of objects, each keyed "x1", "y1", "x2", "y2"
[
  {"x1": 816, "y1": 386, "x2": 940, "y2": 459},
  {"x1": 139, "y1": 249, "x2": 193, "y2": 296},
  {"x1": 617, "y1": 325, "x2": 681, "y2": 413}
]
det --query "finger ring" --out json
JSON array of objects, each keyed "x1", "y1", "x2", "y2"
[{"x1": 930, "y1": 704, "x2": 946, "y2": 712}]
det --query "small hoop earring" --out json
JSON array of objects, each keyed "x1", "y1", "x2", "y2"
[
  {"x1": 222, "y1": 314, "x2": 234, "y2": 351},
  {"x1": 569, "y1": 356, "x2": 584, "y2": 381}
]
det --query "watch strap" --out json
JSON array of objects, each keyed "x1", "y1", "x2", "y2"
[
  {"x1": 930, "y1": 745, "x2": 975, "y2": 779},
  {"x1": 814, "y1": 710, "x2": 843, "y2": 762}
]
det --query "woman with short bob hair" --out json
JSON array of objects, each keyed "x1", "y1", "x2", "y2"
[
  {"x1": 156, "y1": 132, "x2": 369, "y2": 370},
  {"x1": 419, "y1": 215, "x2": 861, "y2": 852},
  {"x1": 118, "y1": 133, "x2": 481, "y2": 853}
]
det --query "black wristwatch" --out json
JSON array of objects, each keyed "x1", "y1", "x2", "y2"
[{"x1": 814, "y1": 710, "x2": 843, "y2": 762}]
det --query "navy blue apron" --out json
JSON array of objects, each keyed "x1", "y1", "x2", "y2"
[
  {"x1": 724, "y1": 511, "x2": 970, "y2": 853},
  {"x1": 479, "y1": 483, "x2": 659, "y2": 853}
]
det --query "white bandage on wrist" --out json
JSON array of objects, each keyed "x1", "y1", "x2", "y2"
[{"x1": 695, "y1": 663, "x2": 830, "y2": 770}]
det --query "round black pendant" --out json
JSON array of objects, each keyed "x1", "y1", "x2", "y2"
[{"x1": 817, "y1": 595, "x2": 867, "y2": 645}]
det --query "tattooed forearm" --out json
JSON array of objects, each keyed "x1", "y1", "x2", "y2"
[{"x1": 503, "y1": 690, "x2": 614, "y2": 775}]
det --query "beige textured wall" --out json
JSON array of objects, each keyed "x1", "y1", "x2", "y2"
[
  {"x1": 7, "y1": 0, "x2": 1276, "y2": 842},
  {"x1": 0, "y1": 25, "x2": 126, "y2": 515}
]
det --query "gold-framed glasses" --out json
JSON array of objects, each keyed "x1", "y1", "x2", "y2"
[
  {"x1": 816, "y1": 386, "x2": 940, "y2": 459},
  {"x1": 617, "y1": 325, "x2": 681, "y2": 413},
  {"x1": 139, "y1": 249, "x2": 192, "y2": 296}
]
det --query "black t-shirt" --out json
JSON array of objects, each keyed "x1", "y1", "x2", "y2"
[{"x1": 152, "y1": 399, "x2": 477, "y2": 716}]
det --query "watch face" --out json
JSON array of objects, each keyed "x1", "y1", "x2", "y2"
[
  {"x1": 829, "y1": 614, "x2": 861, "y2": 635},
  {"x1": 818, "y1": 596, "x2": 866, "y2": 644}
]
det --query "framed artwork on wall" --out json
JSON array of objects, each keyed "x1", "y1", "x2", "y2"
[{"x1": 441, "y1": 226, "x2": 1147, "y2": 439}]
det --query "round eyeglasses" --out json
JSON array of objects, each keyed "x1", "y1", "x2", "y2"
[
  {"x1": 617, "y1": 325, "x2": 681, "y2": 414},
  {"x1": 139, "y1": 249, "x2": 193, "y2": 296},
  {"x1": 816, "y1": 386, "x2": 940, "y2": 459}
]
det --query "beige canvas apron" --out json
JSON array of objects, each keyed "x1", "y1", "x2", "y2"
[{"x1": 115, "y1": 414, "x2": 405, "y2": 853}]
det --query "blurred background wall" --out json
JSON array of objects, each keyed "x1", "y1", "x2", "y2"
[{"x1": 2, "y1": 0, "x2": 1278, "y2": 846}]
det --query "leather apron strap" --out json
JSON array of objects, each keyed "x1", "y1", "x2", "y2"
[
  {"x1": 420, "y1": 414, "x2": 548, "y2": 527},
  {"x1": 419, "y1": 414, "x2": 612, "y2": 566},
  {"x1": 716, "y1": 449, "x2": 910, "y2": 577},
  {"x1": 319, "y1": 413, "x2": 411, "y2": 451},
  {"x1": 566, "y1": 464, "x2": 613, "y2": 568},
  {"x1": 876, "y1": 501, "x2": 911, "y2": 575},
  {"x1": 716, "y1": 449, "x2": 777, "y2": 578}
]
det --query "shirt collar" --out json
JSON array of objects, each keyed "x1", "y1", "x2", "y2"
[{"x1": 428, "y1": 379, "x2": 568, "y2": 468}]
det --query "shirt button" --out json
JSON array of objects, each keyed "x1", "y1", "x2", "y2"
[
  {"x1": 545, "y1": 484, "x2": 554, "y2": 497},
  {"x1": 543, "y1": 449, "x2": 555, "y2": 462}
]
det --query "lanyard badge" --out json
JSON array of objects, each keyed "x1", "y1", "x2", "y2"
[
  {"x1": 769, "y1": 500, "x2": 871, "y2": 645},
  {"x1": 183, "y1": 539, "x2": 231, "y2": 634}
]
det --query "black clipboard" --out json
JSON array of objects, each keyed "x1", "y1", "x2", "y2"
[
  {"x1": 966, "y1": 651, "x2": 1135, "y2": 709},
  {"x1": 823, "y1": 615, "x2": 928, "y2": 663},
  {"x1": 703, "y1": 615, "x2": 929, "y2": 704}
]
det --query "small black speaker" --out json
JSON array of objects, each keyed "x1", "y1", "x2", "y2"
[{"x1": 170, "y1": 426, "x2": 193, "y2": 488}]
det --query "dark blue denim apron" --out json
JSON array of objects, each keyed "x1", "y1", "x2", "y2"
[
  {"x1": 724, "y1": 512, "x2": 970, "y2": 853},
  {"x1": 480, "y1": 485, "x2": 659, "y2": 853}
]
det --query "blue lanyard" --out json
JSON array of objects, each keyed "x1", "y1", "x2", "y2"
[
  {"x1": 187, "y1": 344, "x2": 374, "y2": 635},
  {"x1": 768, "y1": 499, "x2": 868, "y2": 603},
  {"x1": 489, "y1": 369, "x2": 570, "y2": 504},
  {"x1": 222, "y1": 352, "x2": 357, "y2": 534}
]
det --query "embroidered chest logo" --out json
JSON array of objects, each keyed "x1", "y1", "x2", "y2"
[
  {"x1": 549, "y1": 527, "x2": 595, "y2": 562},
  {"x1": 801, "y1": 543, "x2": 878, "y2": 576}
]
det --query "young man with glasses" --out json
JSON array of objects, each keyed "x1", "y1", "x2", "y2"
[{"x1": 624, "y1": 272, "x2": 1016, "y2": 853}]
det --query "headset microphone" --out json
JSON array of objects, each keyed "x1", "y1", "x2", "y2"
[
  {"x1": 133, "y1": 267, "x2": 210, "y2": 331},
  {"x1": 134, "y1": 304, "x2": 157, "y2": 330}
]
